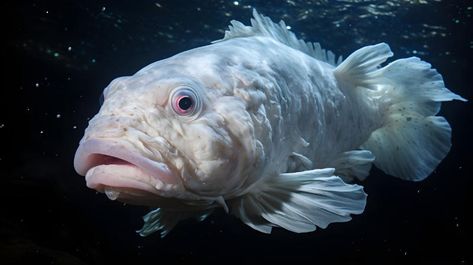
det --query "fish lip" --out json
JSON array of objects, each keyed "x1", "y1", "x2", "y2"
[{"x1": 74, "y1": 138, "x2": 179, "y2": 185}]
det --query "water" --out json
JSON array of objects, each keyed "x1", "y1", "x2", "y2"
[{"x1": 2, "y1": 0, "x2": 471, "y2": 264}]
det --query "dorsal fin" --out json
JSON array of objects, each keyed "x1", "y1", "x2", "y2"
[{"x1": 213, "y1": 9, "x2": 342, "y2": 66}]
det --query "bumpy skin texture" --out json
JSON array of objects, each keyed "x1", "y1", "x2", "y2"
[
  {"x1": 77, "y1": 36, "x2": 378, "y2": 204},
  {"x1": 74, "y1": 11, "x2": 464, "y2": 236}
]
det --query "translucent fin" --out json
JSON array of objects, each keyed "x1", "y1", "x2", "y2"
[
  {"x1": 330, "y1": 150, "x2": 375, "y2": 182},
  {"x1": 137, "y1": 208, "x2": 213, "y2": 237},
  {"x1": 213, "y1": 9, "x2": 342, "y2": 66},
  {"x1": 333, "y1": 43, "x2": 393, "y2": 88},
  {"x1": 339, "y1": 47, "x2": 467, "y2": 181},
  {"x1": 231, "y1": 168, "x2": 366, "y2": 233},
  {"x1": 363, "y1": 114, "x2": 454, "y2": 181}
]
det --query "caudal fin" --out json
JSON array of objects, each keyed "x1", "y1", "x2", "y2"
[{"x1": 335, "y1": 43, "x2": 466, "y2": 181}]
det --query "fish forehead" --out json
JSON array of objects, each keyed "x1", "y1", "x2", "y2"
[
  {"x1": 101, "y1": 57, "x2": 228, "y2": 110},
  {"x1": 94, "y1": 44, "x2": 242, "y2": 135},
  {"x1": 132, "y1": 38, "x2": 282, "y2": 91},
  {"x1": 137, "y1": 48, "x2": 226, "y2": 81}
]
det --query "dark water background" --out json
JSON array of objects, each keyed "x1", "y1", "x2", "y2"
[{"x1": 2, "y1": 0, "x2": 472, "y2": 264}]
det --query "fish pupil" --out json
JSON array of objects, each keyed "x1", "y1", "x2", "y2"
[{"x1": 178, "y1": 96, "x2": 193, "y2": 110}]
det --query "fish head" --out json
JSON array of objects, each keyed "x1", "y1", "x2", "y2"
[{"x1": 74, "y1": 55, "x2": 265, "y2": 207}]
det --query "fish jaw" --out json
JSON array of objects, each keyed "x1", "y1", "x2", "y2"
[{"x1": 73, "y1": 138, "x2": 182, "y2": 205}]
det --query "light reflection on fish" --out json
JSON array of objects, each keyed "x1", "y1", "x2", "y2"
[{"x1": 73, "y1": 10, "x2": 465, "y2": 237}]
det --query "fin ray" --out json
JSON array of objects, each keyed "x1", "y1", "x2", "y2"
[
  {"x1": 339, "y1": 45, "x2": 467, "y2": 181},
  {"x1": 138, "y1": 208, "x2": 213, "y2": 237},
  {"x1": 330, "y1": 150, "x2": 375, "y2": 181},
  {"x1": 231, "y1": 168, "x2": 367, "y2": 233},
  {"x1": 334, "y1": 43, "x2": 393, "y2": 88},
  {"x1": 214, "y1": 9, "x2": 341, "y2": 66}
]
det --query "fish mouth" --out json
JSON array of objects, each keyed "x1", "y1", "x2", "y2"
[{"x1": 74, "y1": 138, "x2": 179, "y2": 206}]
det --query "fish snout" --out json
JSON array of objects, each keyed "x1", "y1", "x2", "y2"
[
  {"x1": 82, "y1": 115, "x2": 142, "y2": 141},
  {"x1": 73, "y1": 138, "x2": 182, "y2": 205}
]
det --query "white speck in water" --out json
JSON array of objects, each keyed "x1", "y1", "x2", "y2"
[
  {"x1": 40, "y1": 130, "x2": 44, "y2": 134},
  {"x1": 45, "y1": 10, "x2": 49, "y2": 14},
  {"x1": 233, "y1": 1, "x2": 239, "y2": 6},
  {"x1": 101, "y1": 6, "x2": 106, "y2": 12},
  {"x1": 67, "y1": 46, "x2": 72, "y2": 51},
  {"x1": 72, "y1": 125, "x2": 77, "y2": 129},
  {"x1": 104, "y1": 188, "x2": 120, "y2": 200},
  {"x1": 35, "y1": 83, "x2": 39, "y2": 87},
  {"x1": 91, "y1": 58, "x2": 96, "y2": 63},
  {"x1": 286, "y1": 25, "x2": 291, "y2": 30},
  {"x1": 56, "y1": 114, "x2": 61, "y2": 118},
  {"x1": 0, "y1": 124, "x2": 4, "y2": 129}
]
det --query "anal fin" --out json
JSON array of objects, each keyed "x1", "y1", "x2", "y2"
[{"x1": 330, "y1": 150, "x2": 375, "y2": 182}]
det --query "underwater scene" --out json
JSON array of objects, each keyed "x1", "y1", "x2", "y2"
[{"x1": 3, "y1": 0, "x2": 472, "y2": 264}]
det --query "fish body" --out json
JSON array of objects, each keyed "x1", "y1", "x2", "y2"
[{"x1": 74, "y1": 10, "x2": 465, "y2": 236}]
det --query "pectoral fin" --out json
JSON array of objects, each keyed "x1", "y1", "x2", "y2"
[{"x1": 231, "y1": 168, "x2": 367, "y2": 233}]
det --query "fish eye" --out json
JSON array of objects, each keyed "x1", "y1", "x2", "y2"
[{"x1": 170, "y1": 87, "x2": 201, "y2": 116}]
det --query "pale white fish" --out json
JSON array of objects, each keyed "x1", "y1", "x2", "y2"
[{"x1": 73, "y1": 10, "x2": 466, "y2": 237}]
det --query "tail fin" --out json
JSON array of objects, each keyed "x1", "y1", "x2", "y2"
[{"x1": 334, "y1": 43, "x2": 466, "y2": 181}]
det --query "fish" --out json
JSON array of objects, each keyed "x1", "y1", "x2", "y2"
[{"x1": 73, "y1": 10, "x2": 466, "y2": 237}]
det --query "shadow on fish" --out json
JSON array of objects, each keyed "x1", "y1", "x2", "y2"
[{"x1": 73, "y1": 10, "x2": 466, "y2": 237}]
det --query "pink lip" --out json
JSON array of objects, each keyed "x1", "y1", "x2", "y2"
[{"x1": 74, "y1": 138, "x2": 178, "y2": 186}]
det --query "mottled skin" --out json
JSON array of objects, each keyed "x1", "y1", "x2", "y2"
[
  {"x1": 76, "y1": 36, "x2": 377, "y2": 206},
  {"x1": 74, "y1": 11, "x2": 464, "y2": 236}
]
